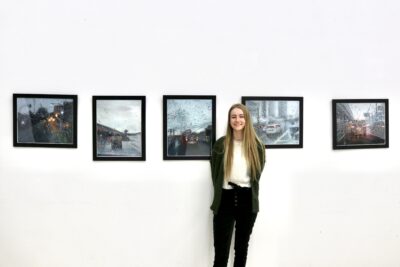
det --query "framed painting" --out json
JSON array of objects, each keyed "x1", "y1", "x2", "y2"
[
  {"x1": 13, "y1": 94, "x2": 78, "y2": 148},
  {"x1": 332, "y1": 99, "x2": 389, "y2": 149},
  {"x1": 163, "y1": 95, "x2": 216, "y2": 160},
  {"x1": 93, "y1": 96, "x2": 146, "y2": 160},
  {"x1": 242, "y1": 96, "x2": 303, "y2": 148}
]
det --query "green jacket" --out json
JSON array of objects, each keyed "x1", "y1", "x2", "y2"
[{"x1": 210, "y1": 136, "x2": 266, "y2": 214}]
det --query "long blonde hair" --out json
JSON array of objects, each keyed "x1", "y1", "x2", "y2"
[{"x1": 224, "y1": 103, "x2": 263, "y2": 180}]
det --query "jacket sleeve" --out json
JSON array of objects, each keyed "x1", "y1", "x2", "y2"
[
  {"x1": 261, "y1": 145, "x2": 266, "y2": 171},
  {"x1": 210, "y1": 137, "x2": 224, "y2": 185},
  {"x1": 210, "y1": 148, "x2": 215, "y2": 182},
  {"x1": 258, "y1": 141, "x2": 266, "y2": 179}
]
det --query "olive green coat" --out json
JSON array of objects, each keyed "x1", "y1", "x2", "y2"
[{"x1": 210, "y1": 136, "x2": 266, "y2": 214}]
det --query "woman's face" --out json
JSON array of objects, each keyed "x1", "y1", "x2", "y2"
[{"x1": 230, "y1": 107, "x2": 246, "y2": 132}]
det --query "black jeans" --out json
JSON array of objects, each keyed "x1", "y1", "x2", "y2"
[{"x1": 213, "y1": 187, "x2": 258, "y2": 267}]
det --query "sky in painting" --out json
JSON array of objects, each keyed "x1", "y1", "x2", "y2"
[
  {"x1": 97, "y1": 100, "x2": 141, "y2": 133},
  {"x1": 348, "y1": 103, "x2": 381, "y2": 120}
]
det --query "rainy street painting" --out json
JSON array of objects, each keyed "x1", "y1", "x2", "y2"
[
  {"x1": 93, "y1": 96, "x2": 145, "y2": 160},
  {"x1": 333, "y1": 99, "x2": 389, "y2": 149},
  {"x1": 242, "y1": 97, "x2": 303, "y2": 148},
  {"x1": 163, "y1": 96, "x2": 216, "y2": 160},
  {"x1": 13, "y1": 94, "x2": 77, "y2": 148}
]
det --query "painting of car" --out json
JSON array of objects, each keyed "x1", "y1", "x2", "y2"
[
  {"x1": 92, "y1": 95, "x2": 146, "y2": 161},
  {"x1": 163, "y1": 95, "x2": 216, "y2": 160},
  {"x1": 332, "y1": 99, "x2": 389, "y2": 149},
  {"x1": 242, "y1": 96, "x2": 303, "y2": 148}
]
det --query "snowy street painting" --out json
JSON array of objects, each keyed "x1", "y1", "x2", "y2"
[
  {"x1": 244, "y1": 97, "x2": 303, "y2": 148},
  {"x1": 165, "y1": 97, "x2": 215, "y2": 159},
  {"x1": 95, "y1": 98, "x2": 144, "y2": 159}
]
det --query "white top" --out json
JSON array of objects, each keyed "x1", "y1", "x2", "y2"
[{"x1": 223, "y1": 140, "x2": 251, "y2": 189}]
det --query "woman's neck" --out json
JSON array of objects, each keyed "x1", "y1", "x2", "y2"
[{"x1": 233, "y1": 131, "x2": 243, "y2": 141}]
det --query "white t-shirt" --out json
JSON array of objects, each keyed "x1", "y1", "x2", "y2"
[{"x1": 223, "y1": 140, "x2": 251, "y2": 189}]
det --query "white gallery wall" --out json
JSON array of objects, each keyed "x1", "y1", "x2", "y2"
[{"x1": 1, "y1": 0, "x2": 400, "y2": 266}]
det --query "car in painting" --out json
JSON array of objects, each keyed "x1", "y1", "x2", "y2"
[
  {"x1": 187, "y1": 134, "x2": 199, "y2": 144},
  {"x1": 111, "y1": 134, "x2": 123, "y2": 150},
  {"x1": 264, "y1": 123, "x2": 282, "y2": 135},
  {"x1": 351, "y1": 120, "x2": 367, "y2": 138}
]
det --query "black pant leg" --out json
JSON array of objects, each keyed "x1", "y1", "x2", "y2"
[
  {"x1": 233, "y1": 188, "x2": 257, "y2": 267},
  {"x1": 213, "y1": 190, "x2": 235, "y2": 267},
  {"x1": 232, "y1": 211, "x2": 257, "y2": 267}
]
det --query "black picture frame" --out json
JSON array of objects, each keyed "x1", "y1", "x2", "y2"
[
  {"x1": 163, "y1": 95, "x2": 216, "y2": 160},
  {"x1": 93, "y1": 96, "x2": 146, "y2": 161},
  {"x1": 13, "y1": 93, "x2": 78, "y2": 148},
  {"x1": 332, "y1": 99, "x2": 389, "y2": 149},
  {"x1": 242, "y1": 96, "x2": 304, "y2": 149}
]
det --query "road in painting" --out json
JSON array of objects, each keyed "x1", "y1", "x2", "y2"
[
  {"x1": 96, "y1": 100, "x2": 142, "y2": 157},
  {"x1": 166, "y1": 99, "x2": 213, "y2": 157},
  {"x1": 16, "y1": 98, "x2": 74, "y2": 144},
  {"x1": 96, "y1": 133, "x2": 142, "y2": 156},
  {"x1": 246, "y1": 100, "x2": 301, "y2": 146},
  {"x1": 335, "y1": 102, "x2": 386, "y2": 147}
]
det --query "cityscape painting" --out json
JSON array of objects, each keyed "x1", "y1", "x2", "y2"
[
  {"x1": 242, "y1": 96, "x2": 303, "y2": 148},
  {"x1": 332, "y1": 99, "x2": 389, "y2": 149},
  {"x1": 13, "y1": 94, "x2": 77, "y2": 148},
  {"x1": 93, "y1": 96, "x2": 146, "y2": 160},
  {"x1": 163, "y1": 95, "x2": 216, "y2": 160}
]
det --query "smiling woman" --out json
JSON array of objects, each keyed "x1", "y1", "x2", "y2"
[
  {"x1": 229, "y1": 107, "x2": 246, "y2": 135},
  {"x1": 210, "y1": 103, "x2": 266, "y2": 267}
]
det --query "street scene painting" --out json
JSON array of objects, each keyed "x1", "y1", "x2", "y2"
[
  {"x1": 242, "y1": 97, "x2": 303, "y2": 148},
  {"x1": 93, "y1": 96, "x2": 146, "y2": 160},
  {"x1": 13, "y1": 94, "x2": 77, "y2": 148},
  {"x1": 163, "y1": 95, "x2": 216, "y2": 160},
  {"x1": 332, "y1": 99, "x2": 389, "y2": 149}
]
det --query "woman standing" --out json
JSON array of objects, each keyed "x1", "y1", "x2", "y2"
[{"x1": 210, "y1": 103, "x2": 266, "y2": 267}]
